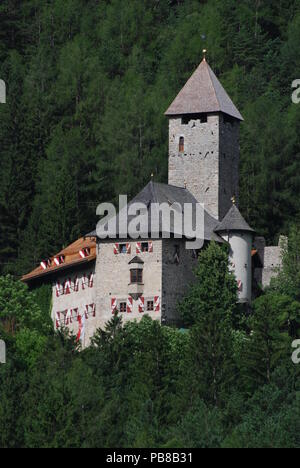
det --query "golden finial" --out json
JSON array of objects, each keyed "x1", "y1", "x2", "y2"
[
  {"x1": 231, "y1": 195, "x2": 236, "y2": 205},
  {"x1": 203, "y1": 49, "x2": 207, "y2": 61},
  {"x1": 151, "y1": 173, "x2": 154, "y2": 179}
]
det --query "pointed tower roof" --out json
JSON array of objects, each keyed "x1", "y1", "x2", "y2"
[
  {"x1": 165, "y1": 58, "x2": 243, "y2": 121},
  {"x1": 215, "y1": 204, "x2": 254, "y2": 233}
]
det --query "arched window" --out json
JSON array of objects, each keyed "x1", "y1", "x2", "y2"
[{"x1": 179, "y1": 136, "x2": 184, "y2": 153}]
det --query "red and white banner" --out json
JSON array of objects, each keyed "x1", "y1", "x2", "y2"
[
  {"x1": 138, "y1": 297, "x2": 145, "y2": 313},
  {"x1": 127, "y1": 297, "x2": 133, "y2": 313},
  {"x1": 111, "y1": 298, "x2": 117, "y2": 314},
  {"x1": 154, "y1": 296, "x2": 160, "y2": 312},
  {"x1": 76, "y1": 314, "x2": 86, "y2": 343},
  {"x1": 114, "y1": 244, "x2": 119, "y2": 255}
]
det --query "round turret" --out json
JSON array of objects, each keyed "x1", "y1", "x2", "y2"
[{"x1": 215, "y1": 203, "x2": 254, "y2": 303}]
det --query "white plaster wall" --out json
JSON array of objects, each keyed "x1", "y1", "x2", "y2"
[
  {"x1": 222, "y1": 232, "x2": 252, "y2": 302},
  {"x1": 96, "y1": 239, "x2": 163, "y2": 329},
  {"x1": 51, "y1": 264, "x2": 96, "y2": 347}
]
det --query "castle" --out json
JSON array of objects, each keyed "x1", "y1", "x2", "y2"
[{"x1": 22, "y1": 57, "x2": 284, "y2": 346}]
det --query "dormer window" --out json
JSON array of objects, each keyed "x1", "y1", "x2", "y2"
[
  {"x1": 79, "y1": 247, "x2": 90, "y2": 258},
  {"x1": 54, "y1": 255, "x2": 65, "y2": 266},
  {"x1": 179, "y1": 136, "x2": 184, "y2": 153},
  {"x1": 40, "y1": 259, "x2": 51, "y2": 270}
]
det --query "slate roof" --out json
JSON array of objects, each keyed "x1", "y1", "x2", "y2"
[
  {"x1": 214, "y1": 204, "x2": 254, "y2": 233},
  {"x1": 165, "y1": 59, "x2": 243, "y2": 121},
  {"x1": 88, "y1": 181, "x2": 224, "y2": 243}
]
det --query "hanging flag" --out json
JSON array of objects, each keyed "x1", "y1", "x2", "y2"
[
  {"x1": 154, "y1": 296, "x2": 160, "y2": 312},
  {"x1": 127, "y1": 297, "x2": 133, "y2": 313},
  {"x1": 138, "y1": 297, "x2": 145, "y2": 313},
  {"x1": 76, "y1": 314, "x2": 86, "y2": 343},
  {"x1": 111, "y1": 298, "x2": 117, "y2": 314}
]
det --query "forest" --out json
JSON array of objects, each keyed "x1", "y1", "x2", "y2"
[
  {"x1": 0, "y1": 238, "x2": 299, "y2": 448},
  {"x1": 0, "y1": 0, "x2": 300, "y2": 449},
  {"x1": 0, "y1": 0, "x2": 300, "y2": 275}
]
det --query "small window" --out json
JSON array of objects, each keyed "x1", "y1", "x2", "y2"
[
  {"x1": 147, "y1": 300, "x2": 154, "y2": 312},
  {"x1": 130, "y1": 269, "x2": 143, "y2": 284},
  {"x1": 119, "y1": 244, "x2": 127, "y2": 254},
  {"x1": 141, "y1": 242, "x2": 149, "y2": 252},
  {"x1": 179, "y1": 137, "x2": 184, "y2": 153},
  {"x1": 119, "y1": 302, "x2": 127, "y2": 313}
]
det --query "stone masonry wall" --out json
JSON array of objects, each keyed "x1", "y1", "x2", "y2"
[
  {"x1": 168, "y1": 114, "x2": 220, "y2": 219},
  {"x1": 168, "y1": 113, "x2": 240, "y2": 221},
  {"x1": 219, "y1": 116, "x2": 240, "y2": 220},
  {"x1": 162, "y1": 238, "x2": 198, "y2": 326}
]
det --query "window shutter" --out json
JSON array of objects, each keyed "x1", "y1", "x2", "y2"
[
  {"x1": 111, "y1": 298, "x2": 117, "y2": 314},
  {"x1": 127, "y1": 297, "x2": 133, "y2": 313},
  {"x1": 136, "y1": 242, "x2": 142, "y2": 254},
  {"x1": 138, "y1": 297, "x2": 145, "y2": 313},
  {"x1": 126, "y1": 243, "x2": 131, "y2": 254},
  {"x1": 89, "y1": 272, "x2": 94, "y2": 288},
  {"x1": 154, "y1": 296, "x2": 160, "y2": 312},
  {"x1": 114, "y1": 244, "x2": 119, "y2": 255},
  {"x1": 149, "y1": 241, "x2": 153, "y2": 253},
  {"x1": 55, "y1": 281, "x2": 61, "y2": 297}
]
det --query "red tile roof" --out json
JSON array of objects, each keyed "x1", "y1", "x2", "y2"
[{"x1": 22, "y1": 237, "x2": 96, "y2": 283}]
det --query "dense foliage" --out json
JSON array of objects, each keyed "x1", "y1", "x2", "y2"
[
  {"x1": 0, "y1": 241, "x2": 299, "y2": 448},
  {"x1": 0, "y1": 0, "x2": 300, "y2": 275}
]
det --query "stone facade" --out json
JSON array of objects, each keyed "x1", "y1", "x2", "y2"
[{"x1": 168, "y1": 113, "x2": 239, "y2": 220}]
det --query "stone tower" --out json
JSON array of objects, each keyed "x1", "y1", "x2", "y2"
[{"x1": 165, "y1": 58, "x2": 243, "y2": 221}]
